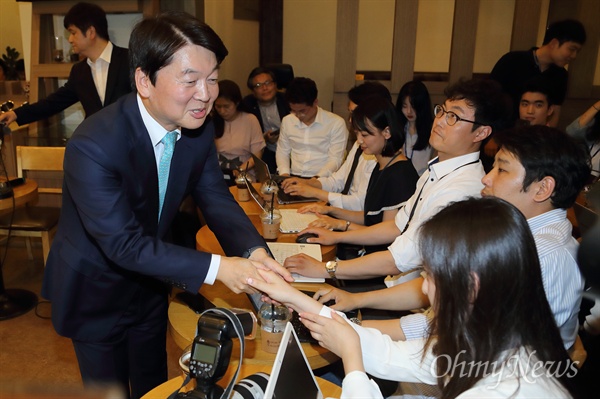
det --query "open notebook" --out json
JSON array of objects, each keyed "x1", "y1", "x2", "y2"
[
  {"x1": 279, "y1": 209, "x2": 319, "y2": 233},
  {"x1": 263, "y1": 322, "x2": 324, "y2": 399},
  {"x1": 267, "y1": 242, "x2": 325, "y2": 283}
]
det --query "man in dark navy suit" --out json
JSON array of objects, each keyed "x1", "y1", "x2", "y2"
[
  {"x1": 0, "y1": 2, "x2": 131, "y2": 126},
  {"x1": 42, "y1": 11, "x2": 291, "y2": 399}
]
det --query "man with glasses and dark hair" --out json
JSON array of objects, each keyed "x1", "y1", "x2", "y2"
[
  {"x1": 0, "y1": 2, "x2": 131, "y2": 127},
  {"x1": 284, "y1": 79, "x2": 510, "y2": 302},
  {"x1": 242, "y1": 66, "x2": 290, "y2": 173}
]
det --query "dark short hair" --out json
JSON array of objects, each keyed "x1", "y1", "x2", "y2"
[
  {"x1": 444, "y1": 78, "x2": 511, "y2": 134},
  {"x1": 129, "y1": 11, "x2": 228, "y2": 89},
  {"x1": 246, "y1": 67, "x2": 277, "y2": 90},
  {"x1": 351, "y1": 97, "x2": 404, "y2": 157},
  {"x1": 64, "y1": 2, "x2": 109, "y2": 41},
  {"x1": 494, "y1": 125, "x2": 591, "y2": 209},
  {"x1": 543, "y1": 19, "x2": 586, "y2": 46},
  {"x1": 397, "y1": 80, "x2": 433, "y2": 151},
  {"x1": 520, "y1": 77, "x2": 554, "y2": 106},
  {"x1": 348, "y1": 81, "x2": 392, "y2": 105},
  {"x1": 285, "y1": 77, "x2": 318, "y2": 105}
]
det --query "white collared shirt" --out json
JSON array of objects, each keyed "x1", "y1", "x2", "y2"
[
  {"x1": 389, "y1": 152, "x2": 484, "y2": 272},
  {"x1": 276, "y1": 106, "x2": 348, "y2": 177},
  {"x1": 136, "y1": 94, "x2": 221, "y2": 284},
  {"x1": 317, "y1": 141, "x2": 376, "y2": 211},
  {"x1": 87, "y1": 41, "x2": 113, "y2": 105}
]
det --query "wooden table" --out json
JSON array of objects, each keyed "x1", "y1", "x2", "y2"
[
  {"x1": 141, "y1": 363, "x2": 342, "y2": 398},
  {"x1": 196, "y1": 214, "x2": 336, "y2": 261},
  {"x1": 229, "y1": 183, "x2": 313, "y2": 215},
  {"x1": 0, "y1": 179, "x2": 38, "y2": 211},
  {"x1": 168, "y1": 280, "x2": 340, "y2": 370}
]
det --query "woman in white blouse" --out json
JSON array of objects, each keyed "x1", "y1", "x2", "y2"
[{"x1": 249, "y1": 197, "x2": 578, "y2": 398}]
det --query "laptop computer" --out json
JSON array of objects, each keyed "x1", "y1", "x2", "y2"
[
  {"x1": 263, "y1": 322, "x2": 324, "y2": 399},
  {"x1": 251, "y1": 154, "x2": 318, "y2": 205}
]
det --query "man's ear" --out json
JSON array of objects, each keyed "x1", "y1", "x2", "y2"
[
  {"x1": 473, "y1": 125, "x2": 492, "y2": 143},
  {"x1": 532, "y1": 176, "x2": 556, "y2": 203},
  {"x1": 547, "y1": 104, "x2": 555, "y2": 118},
  {"x1": 86, "y1": 26, "x2": 96, "y2": 40},
  {"x1": 135, "y1": 68, "x2": 151, "y2": 98}
]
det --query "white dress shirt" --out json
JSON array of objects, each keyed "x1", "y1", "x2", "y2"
[
  {"x1": 318, "y1": 141, "x2": 376, "y2": 211},
  {"x1": 389, "y1": 152, "x2": 484, "y2": 272},
  {"x1": 87, "y1": 41, "x2": 113, "y2": 105},
  {"x1": 276, "y1": 106, "x2": 348, "y2": 177},
  {"x1": 317, "y1": 307, "x2": 572, "y2": 399},
  {"x1": 528, "y1": 209, "x2": 584, "y2": 349},
  {"x1": 136, "y1": 94, "x2": 220, "y2": 284}
]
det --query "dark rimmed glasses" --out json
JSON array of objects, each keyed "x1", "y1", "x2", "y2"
[{"x1": 434, "y1": 104, "x2": 483, "y2": 126}]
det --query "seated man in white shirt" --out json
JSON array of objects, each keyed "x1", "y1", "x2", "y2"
[
  {"x1": 284, "y1": 79, "x2": 511, "y2": 289},
  {"x1": 281, "y1": 82, "x2": 392, "y2": 210},
  {"x1": 276, "y1": 77, "x2": 348, "y2": 178},
  {"x1": 481, "y1": 125, "x2": 589, "y2": 349}
]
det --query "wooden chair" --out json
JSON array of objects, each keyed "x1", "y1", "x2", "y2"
[{"x1": 0, "y1": 146, "x2": 65, "y2": 265}]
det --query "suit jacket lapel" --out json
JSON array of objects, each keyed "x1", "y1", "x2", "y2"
[
  {"x1": 105, "y1": 46, "x2": 123, "y2": 105},
  {"x1": 81, "y1": 64, "x2": 103, "y2": 110}
]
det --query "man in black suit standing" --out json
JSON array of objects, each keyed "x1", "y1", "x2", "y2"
[
  {"x1": 42, "y1": 11, "x2": 291, "y2": 399},
  {"x1": 0, "y1": 2, "x2": 131, "y2": 126}
]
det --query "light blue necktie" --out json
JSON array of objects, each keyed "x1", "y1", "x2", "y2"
[{"x1": 158, "y1": 131, "x2": 177, "y2": 220}]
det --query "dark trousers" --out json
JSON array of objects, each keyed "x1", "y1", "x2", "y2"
[{"x1": 72, "y1": 288, "x2": 169, "y2": 399}]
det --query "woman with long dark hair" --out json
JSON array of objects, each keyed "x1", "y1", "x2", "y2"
[
  {"x1": 396, "y1": 80, "x2": 435, "y2": 175},
  {"x1": 295, "y1": 97, "x2": 418, "y2": 256},
  {"x1": 249, "y1": 197, "x2": 578, "y2": 398},
  {"x1": 213, "y1": 79, "x2": 265, "y2": 182}
]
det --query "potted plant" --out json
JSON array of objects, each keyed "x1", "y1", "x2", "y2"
[{"x1": 2, "y1": 46, "x2": 21, "y2": 80}]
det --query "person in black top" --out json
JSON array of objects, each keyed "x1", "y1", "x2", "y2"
[{"x1": 490, "y1": 19, "x2": 586, "y2": 127}]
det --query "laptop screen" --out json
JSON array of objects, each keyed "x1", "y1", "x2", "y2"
[{"x1": 263, "y1": 322, "x2": 323, "y2": 399}]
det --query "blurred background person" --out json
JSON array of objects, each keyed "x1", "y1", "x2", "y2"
[
  {"x1": 396, "y1": 80, "x2": 434, "y2": 175},
  {"x1": 213, "y1": 79, "x2": 265, "y2": 184}
]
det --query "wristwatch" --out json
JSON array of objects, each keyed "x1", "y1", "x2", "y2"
[{"x1": 325, "y1": 260, "x2": 338, "y2": 280}]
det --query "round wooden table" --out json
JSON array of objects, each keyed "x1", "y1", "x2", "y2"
[
  {"x1": 0, "y1": 179, "x2": 38, "y2": 211},
  {"x1": 196, "y1": 213, "x2": 336, "y2": 261},
  {"x1": 168, "y1": 280, "x2": 340, "y2": 370},
  {"x1": 141, "y1": 363, "x2": 342, "y2": 398},
  {"x1": 229, "y1": 183, "x2": 310, "y2": 215}
]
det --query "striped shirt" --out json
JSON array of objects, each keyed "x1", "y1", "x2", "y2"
[{"x1": 529, "y1": 208, "x2": 584, "y2": 350}]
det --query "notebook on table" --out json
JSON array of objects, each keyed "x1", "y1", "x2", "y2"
[
  {"x1": 279, "y1": 209, "x2": 319, "y2": 233},
  {"x1": 251, "y1": 154, "x2": 319, "y2": 205},
  {"x1": 267, "y1": 242, "x2": 325, "y2": 283},
  {"x1": 263, "y1": 322, "x2": 324, "y2": 399}
]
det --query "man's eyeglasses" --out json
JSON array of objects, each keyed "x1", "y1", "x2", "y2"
[
  {"x1": 253, "y1": 80, "x2": 274, "y2": 89},
  {"x1": 434, "y1": 104, "x2": 483, "y2": 126}
]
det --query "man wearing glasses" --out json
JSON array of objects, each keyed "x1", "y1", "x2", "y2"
[
  {"x1": 243, "y1": 67, "x2": 290, "y2": 173},
  {"x1": 285, "y1": 79, "x2": 511, "y2": 296}
]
